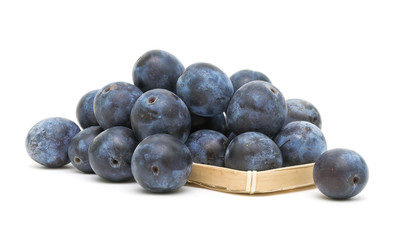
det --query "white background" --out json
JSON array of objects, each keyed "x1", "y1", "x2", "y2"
[{"x1": 1, "y1": 0, "x2": 401, "y2": 239}]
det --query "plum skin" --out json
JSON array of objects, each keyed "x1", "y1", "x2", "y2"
[
  {"x1": 26, "y1": 117, "x2": 81, "y2": 168},
  {"x1": 313, "y1": 148, "x2": 369, "y2": 200},
  {"x1": 76, "y1": 89, "x2": 99, "y2": 129},
  {"x1": 132, "y1": 134, "x2": 192, "y2": 193},
  {"x1": 88, "y1": 126, "x2": 139, "y2": 182},
  {"x1": 176, "y1": 62, "x2": 234, "y2": 117},
  {"x1": 285, "y1": 98, "x2": 322, "y2": 128},
  {"x1": 274, "y1": 121, "x2": 327, "y2": 167},
  {"x1": 226, "y1": 81, "x2": 286, "y2": 138},
  {"x1": 224, "y1": 132, "x2": 282, "y2": 171},
  {"x1": 133, "y1": 49, "x2": 185, "y2": 93},
  {"x1": 93, "y1": 81, "x2": 142, "y2": 129},
  {"x1": 68, "y1": 126, "x2": 103, "y2": 173},
  {"x1": 130, "y1": 88, "x2": 191, "y2": 143},
  {"x1": 230, "y1": 69, "x2": 271, "y2": 92},
  {"x1": 185, "y1": 129, "x2": 229, "y2": 167}
]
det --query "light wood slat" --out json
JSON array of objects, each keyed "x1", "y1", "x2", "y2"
[{"x1": 187, "y1": 163, "x2": 315, "y2": 194}]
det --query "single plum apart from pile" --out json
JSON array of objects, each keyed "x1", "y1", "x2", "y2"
[
  {"x1": 313, "y1": 149, "x2": 369, "y2": 200},
  {"x1": 26, "y1": 117, "x2": 81, "y2": 168}
]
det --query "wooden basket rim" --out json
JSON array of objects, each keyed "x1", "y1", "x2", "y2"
[{"x1": 187, "y1": 162, "x2": 315, "y2": 194}]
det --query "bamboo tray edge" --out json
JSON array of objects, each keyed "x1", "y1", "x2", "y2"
[{"x1": 187, "y1": 162, "x2": 315, "y2": 194}]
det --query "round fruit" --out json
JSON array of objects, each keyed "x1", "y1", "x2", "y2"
[
  {"x1": 132, "y1": 134, "x2": 192, "y2": 193},
  {"x1": 186, "y1": 130, "x2": 229, "y2": 167},
  {"x1": 76, "y1": 89, "x2": 99, "y2": 129},
  {"x1": 26, "y1": 117, "x2": 81, "y2": 168},
  {"x1": 274, "y1": 121, "x2": 327, "y2": 166},
  {"x1": 176, "y1": 62, "x2": 234, "y2": 117},
  {"x1": 313, "y1": 148, "x2": 369, "y2": 200},
  {"x1": 226, "y1": 81, "x2": 286, "y2": 138},
  {"x1": 89, "y1": 126, "x2": 138, "y2": 182},
  {"x1": 230, "y1": 69, "x2": 271, "y2": 92},
  {"x1": 133, "y1": 49, "x2": 185, "y2": 93},
  {"x1": 68, "y1": 126, "x2": 103, "y2": 173},
  {"x1": 93, "y1": 81, "x2": 142, "y2": 129},
  {"x1": 225, "y1": 132, "x2": 282, "y2": 171},
  {"x1": 285, "y1": 98, "x2": 322, "y2": 128},
  {"x1": 130, "y1": 88, "x2": 191, "y2": 143}
]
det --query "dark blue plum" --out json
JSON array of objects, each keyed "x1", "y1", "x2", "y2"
[
  {"x1": 274, "y1": 121, "x2": 327, "y2": 167},
  {"x1": 76, "y1": 89, "x2": 99, "y2": 129},
  {"x1": 285, "y1": 98, "x2": 322, "y2": 128},
  {"x1": 225, "y1": 132, "x2": 282, "y2": 171},
  {"x1": 133, "y1": 50, "x2": 185, "y2": 93},
  {"x1": 226, "y1": 81, "x2": 286, "y2": 138},
  {"x1": 132, "y1": 134, "x2": 192, "y2": 193},
  {"x1": 230, "y1": 69, "x2": 271, "y2": 92},
  {"x1": 94, "y1": 81, "x2": 143, "y2": 129},
  {"x1": 26, "y1": 117, "x2": 81, "y2": 168},
  {"x1": 190, "y1": 112, "x2": 230, "y2": 136},
  {"x1": 130, "y1": 89, "x2": 191, "y2": 143},
  {"x1": 88, "y1": 126, "x2": 139, "y2": 182},
  {"x1": 313, "y1": 148, "x2": 369, "y2": 200},
  {"x1": 185, "y1": 130, "x2": 229, "y2": 167},
  {"x1": 68, "y1": 126, "x2": 103, "y2": 173},
  {"x1": 176, "y1": 63, "x2": 234, "y2": 117}
]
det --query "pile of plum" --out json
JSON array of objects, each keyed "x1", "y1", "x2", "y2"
[{"x1": 26, "y1": 50, "x2": 368, "y2": 199}]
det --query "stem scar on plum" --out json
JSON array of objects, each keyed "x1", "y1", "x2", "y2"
[
  {"x1": 270, "y1": 87, "x2": 278, "y2": 95},
  {"x1": 111, "y1": 158, "x2": 119, "y2": 167},
  {"x1": 104, "y1": 84, "x2": 117, "y2": 93},
  {"x1": 147, "y1": 96, "x2": 158, "y2": 104},
  {"x1": 74, "y1": 156, "x2": 81, "y2": 165},
  {"x1": 151, "y1": 165, "x2": 159, "y2": 176}
]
